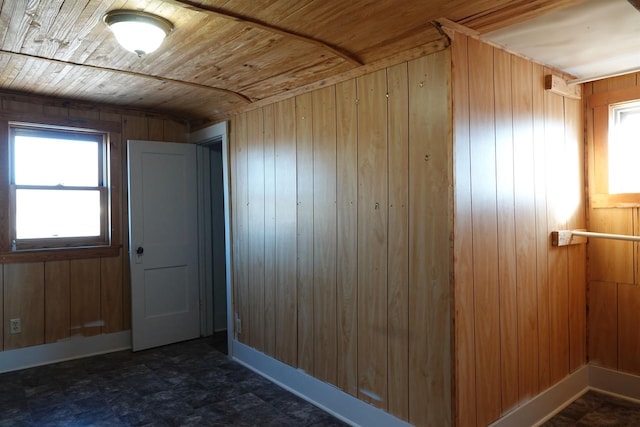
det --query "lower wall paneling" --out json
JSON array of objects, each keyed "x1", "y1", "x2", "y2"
[{"x1": 229, "y1": 48, "x2": 452, "y2": 426}]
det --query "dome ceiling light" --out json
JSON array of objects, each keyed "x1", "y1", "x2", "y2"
[{"x1": 103, "y1": 10, "x2": 173, "y2": 57}]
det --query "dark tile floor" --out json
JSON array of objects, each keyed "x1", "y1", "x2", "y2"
[
  {"x1": 543, "y1": 390, "x2": 640, "y2": 426},
  {"x1": 0, "y1": 336, "x2": 347, "y2": 426}
]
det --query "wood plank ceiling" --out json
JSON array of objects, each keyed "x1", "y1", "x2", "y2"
[{"x1": 0, "y1": 0, "x2": 583, "y2": 124}]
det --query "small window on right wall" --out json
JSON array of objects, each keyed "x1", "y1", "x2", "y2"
[{"x1": 609, "y1": 101, "x2": 640, "y2": 194}]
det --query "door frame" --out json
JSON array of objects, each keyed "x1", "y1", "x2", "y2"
[{"x1": 191, "y1": 122, "x2": 233, "y2": 356}]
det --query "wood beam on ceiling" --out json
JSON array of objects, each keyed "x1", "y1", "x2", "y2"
[
  {"x1": 166, "y1": 0, "x2": 364, "y2": 67},
  {"x1": 0, "y1": 49, "x2": 253, "y2": 103}
]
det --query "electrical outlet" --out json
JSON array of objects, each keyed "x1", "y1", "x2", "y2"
[{"x1": 9, "y1": 318, "x2": 21, "y2": 334}]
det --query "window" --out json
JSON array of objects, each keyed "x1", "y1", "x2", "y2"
[
  {"x1": 609, "y1": 101, "x2": 640, "y2": 194},
  {"x1": 0, "y1": 116, "x2": 121, "y2": 262},
  {"x1": 9, "y1": 123, "x2": 110, "y2": 250}
]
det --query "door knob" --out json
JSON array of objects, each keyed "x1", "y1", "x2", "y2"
[{"x1": 136, "y1": 246, "x2": 144, "y2": 255}]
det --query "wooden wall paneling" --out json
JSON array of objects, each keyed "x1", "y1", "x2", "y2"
[
  {"x1": 246, "y1": 107, "x2": 266, "y2": 351},
  {"x1": 4, "y1": 262, "x2": 45, "y2": 350},
  {"x1": 312, "y1": 86, "x2": 338, "y2": 385},
  {"x1": 229, "y1": 116, "x2": 239, "y2": 337},
  {"x1": 386, "y1": 62, "x2": 409, "y2": 420},
  {"x1": 592, "y1": 105, "x2": 609, "y2": 194},
  {"x1": 163, "y1": 119, "x2": 189, "y2": 143},
  {"x1": 588, "y1": 281, "x2": 617, "y2": 368},
  {"x1": 296, "y1": 92, "x2": 315, "y2": 374},
  {"x1": 100, "y1": 251, "x2": 123, "y2": 334},
  {"x1": 122, "y1": 114, "x2": 150, "y2": 331},
  {"x1": 274, "y1": 98, "x2": 298, "y2": 366},
  {"x1": 467, "y1": 37, "x2": 501, "y2": 426},
  {"x1": 589, "y1": 208, "x2": 633, "y2": 283},
  {"x1": 356, "y1": 69, "x2": 388, "y2": 409},
  {"x1": 70, "y1": 259, "x2": 101, "y2": 336},
  {"x1": 532, "y1": 62, "x2": 551, "y2": 390},
  {"x1": 44, "y1": 260, "x2": 70, "y2": 343},
  {"x1": 335, "y1": 79, "x2": 359, "y2": 395},
  {"x1": 235, "y1": 113, "x2": 250, "y2": 344},
  {"x1": 544, "y1": 85, "x2": 570, "y2": 385},
  {"x1": 606, "y1": 74, "x2": 637, "y2": 91},
  {"x1": 511, "y1": 55, "x2": 539, "y2": 400},
  {"x1": 452, "y1": 33, "x2": 477, "y2": 427},
  {"x1": 493, "y1": 47, "x2": 518, "y2": 413},
  {"x1": 618, "y1": 283, "x2": 640, "y2": 375},
  {"x1": 148, "y1": 117, "x2": 165, "y2": 141},
  {"x1": 407, "y1": 50, "x2": 451, "y2": 426},
  {"x1": 263, "y1": 104, "x2": 277, "y2": 357},
  {"x1": 565, "y1": 96, "x2": 586, "y2": 371}
]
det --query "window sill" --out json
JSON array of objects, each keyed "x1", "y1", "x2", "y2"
[
  {"x1": 0, "y1": 245, "x2": 122, "y2": 263},
  {"x1": 591, "y1": 193, "x2": 640, "y2": 208}
]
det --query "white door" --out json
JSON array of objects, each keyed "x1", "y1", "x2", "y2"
[{"x1": 127, "y1": 140, "x2": 199, "y2": 351}]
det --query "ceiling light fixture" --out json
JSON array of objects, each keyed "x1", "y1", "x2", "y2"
[{"x1": 103, "y1": 10, "x2": 173, "y2": 57}]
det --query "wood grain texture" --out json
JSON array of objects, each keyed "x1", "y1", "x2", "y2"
[
  {"x1": 274, "y1": 98, "x2": 298, "y2": 366},
  {"x1": 296, "y1": 92, "x2": 315, "y2": 375},
  {"x1": 386, "y1": 62, "x2": 409, "y2": 421},
  {"x1": 70, "y1": 258, "x2": 101, "y2": 337},
  {"x1": 100, "y1": 252, "x2": 123, "y2": 334},
  {"x1": 451, "y1": 33, "x2": 477, "y2": 427},
  {"x1": 407, "y1": 50, "x2": 451, "y2": 427},
  {"x1": 234, "y1": 112, "x2": 250, "y2": 344},
  {"x1": 263, "y1": 104, "x2": 277, "y2": 358},
  {"x1": 494, "y1": 48, "x2": 518, "y2": 412},
  {"x1": 544, "y1": 84, "x2": 570, "y2": 385},
  {"x1": 356, "y1": 69, "x2": 388, "y2": 409},
  {"x1": 45, "y1": 260, "x2": 70, "y2": 343},
  {"x1": 618, "y1": 283, "x2": 640, "y2": 375},
  {"x1": 588, "y1": 281, "x2": 618, "y2": 369},
  {"x1": 247, "y1": 107, "x2": 266, "y2": 351},
  {"x1": 532, "y1": 62, "x2": 551, "y2": 392},
  {"x1": 335, "y1": 79, "x2": 359, "y2": 396},
  {"x1": 4, "y1": 262, "x2": 45, "y2": 350},
  {"x1": 312, "y1": 86, "x2": 338, "y2": 385},
  {"x1": 589, "y1": 208, "x2": 634, "y2": 284},
  {"x1": 511, "y1": 54, "x2": 539, "y2": 400},
  {"x1": 468, "y1": 37, "x2": 501, "y2": 426}
]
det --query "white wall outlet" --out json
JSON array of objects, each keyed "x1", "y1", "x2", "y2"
[{"x1": 9, "y1": 318, "x2": 21, "y2": 334}]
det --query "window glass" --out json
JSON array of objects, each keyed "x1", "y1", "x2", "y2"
[{"x1": 610, "y1": 102, "x2": 640, "y2": 194}]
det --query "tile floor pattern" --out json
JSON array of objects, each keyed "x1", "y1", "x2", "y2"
[
  {"x1": 543, "y1": 390, "x2": 640, "y2": 426},
  {"x1": 0, "y1": 337, "x2": 347, "y2": 426}
]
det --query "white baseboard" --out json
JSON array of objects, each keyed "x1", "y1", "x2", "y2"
[
  {"x1": 0, "y1": 331, "x2": 131, "y2": 374},
  {"x1": 488, "y1": 365, "x2": 589, "y2": 427},
  {"x1": 231, "y1": 340, "x2": 411, "y2": 427},
  {"x1": 589, "y1": 365, "x2": 640, "y2": 402}
]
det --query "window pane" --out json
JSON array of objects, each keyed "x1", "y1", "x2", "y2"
[
  {"x1": 610, "y1": 104, "x2": 640, "y2": 194},
  {"x1": 16, "y1": 189, "x2": 101, "y2": 239},
  {"x1": 14, "y1": 135, "x2": 99, "y2": 186}
]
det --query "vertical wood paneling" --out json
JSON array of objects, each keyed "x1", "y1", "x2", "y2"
[
  {"x1": 618, "y1": 283, "x2": 640, "y2": 375},
  {"x1": 408, "y1": 50, "x2": 451, "y2": 427},
  {"x1": 452, "y1": 33, "x2": 477, "y2": 427},
  {"x1": 468, "y1": 37, "x2": 501, "y2": 426},
  {"x1": 532, "y1": 63, "x2": 551, "y2": 391},
  {"x1": 274, "y1": 98, "x2": 297, "y2": 366},
  {"x1": 565, "y1": 96, "x2": 586, "y2": 372},
  {"x1": 4, "y1": 263, "x2": 44, "y2": 350},
  {"x1": 101, "y1": 251, "x2": 123, "y2": 334},
  {"x1": 544, "y1": 86, "x2": 570, "y2": 385},
  {"x1": 590, "y1": 208, "x2": 634, "y2": 283},
  {"x1": 357, "y1": 69, "x2": 388, "y2": 409},
  {"x1": 229, "y1": 116, "x2": 240, "y2": 337},
  {"x1": 511, "y1": 55, "x2": 539, "y2": 400},
  {"x1": 588, "y1": 281, "x2": 617, "y2": 368},
  {"x1": 296, "y1": 92, "x2": 315, "y2": 374},
  {"x1": 70, "y1": 259, "x2": 101, "y2": 337},
  {"x1": 263, "y1": 104, "x2": 277, "y2": 357},
  {"x1": 335, "y1": 79, "x2": 358, "y2": 396},
  {"x1": 247, "y1": 108, "x2": 265, "y2": 351},
  {"x1": 494, "y1": 48, "x2": 518, "y2": 412},
  {"x1": 235, "y1": 112, "x2": 250, "y2": 344},
  {"x1": 45, "y1": 260, "x2": 70, "y2": 343},
  {"x1": 312, "y1": 86, "x2": 337, "y2": 385},
  {"x1": 386, "y1": 62, "x2": 409, "y2": 420}
]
